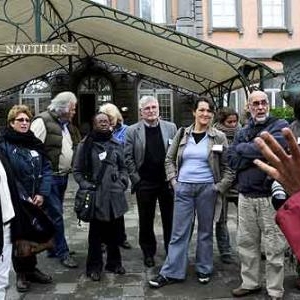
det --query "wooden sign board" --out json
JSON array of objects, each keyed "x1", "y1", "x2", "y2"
[{"x1": 1, "y1": 43, "x2": 79, "y2": 55}]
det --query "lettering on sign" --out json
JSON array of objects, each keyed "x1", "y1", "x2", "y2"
[{"x1": 1, "y1": 43, "x2": 79, "y2": 55}]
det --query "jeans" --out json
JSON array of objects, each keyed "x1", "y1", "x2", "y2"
[
  {"x1": 160, "y1": 182, "x2": 217, "y2": 279},
  {"x1": 45, "y1": 175, "x2": 69, "y2": 260}
]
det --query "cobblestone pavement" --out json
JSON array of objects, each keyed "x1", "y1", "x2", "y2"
[{"x1": 6, "y1": 176, "x2": 300, "y2": 299}]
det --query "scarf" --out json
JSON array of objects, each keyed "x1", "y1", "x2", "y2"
[
  {"x1": 1, "y1": 127, "x2": 47, "y2": 157},
  {"x1": 214, "y1": 122, "x2": 240, "y2": 144},
  {"x1": 83, "y1": 130, "x2": 113, "y2": 178}
]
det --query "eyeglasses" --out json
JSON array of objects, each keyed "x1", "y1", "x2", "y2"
[
  {"x1": 250, "y1": 99, "x2": 269, "y2": 107},
  {"x1": 142, "y1": 105, "x2": 158, "y2": 112},
  {"x1": 14, "y1": 118, "x2": 30, "y2": 123}
]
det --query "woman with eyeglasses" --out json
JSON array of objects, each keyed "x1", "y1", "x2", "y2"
[
  {"x1": 149, "y1": 97, "x2": 234, "y2": 288},
  {"x1": 0, "y1": 105, "x2": 53, "y2": 293},
  {"x1": 213, "y1": 107, "x2": 240, "y2": 264}
]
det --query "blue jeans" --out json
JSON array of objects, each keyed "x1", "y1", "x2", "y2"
[
  {"x1": 46, "y1": 175, "x2": 69, "y2": 260},
  {"x1": 160, "y1": 182, "x2": 217, "y2": 279}
]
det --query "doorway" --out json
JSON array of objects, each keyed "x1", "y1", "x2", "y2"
[{"x1": 78, "y1": 93, "x2": 96, "y2": 136}]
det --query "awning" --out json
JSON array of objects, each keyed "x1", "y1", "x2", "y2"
[{"x1": 0, "y1": 0, "x2": 276, "y2": 96}]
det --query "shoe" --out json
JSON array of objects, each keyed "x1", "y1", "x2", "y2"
[
  {"x1": 149, "y1": 274, "x2": 180, "y2": 288},
  {"x1": 197, "y1": 272, "x2": 211, "y2": 284},
  {"x1": 61, "y1": 255, "x2": 78, "y2": 268},
  {"x1": 26, "y1": 268, "x2": 53, "y2": 284},
  {"x1": 16, "y1": 273, "x2": 30, "y2": 293},
  {"x1": 221, "y1": 254, "x2": 234, "y2": 264},
  {"x1": 105, "y1": 265, "x2": 126, "y2": 275},
  {"x1": 232, "y1": 286, "x2": 262, "y2": 297},
  {"x1": 144, "y1": 256, "x2": 155, "y2": 267},
  {"x1": 268, "y1": 296, "x2": 282, "y2": 300},
  {"x1": 89, "y1": 272, "x2": 101, "y2": 281},
  {"x1": 119, "y1": 240, "x2": 132, "y2": 249}
]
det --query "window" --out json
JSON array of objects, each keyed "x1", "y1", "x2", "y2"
[
  {"x1": 208, "y1": 0, "x2": 243, "y2": 34},
  {"x1": 258, "y1": 0, "x2": 292, "y2": 34},
  {"x1": 212, "y1": 0, "x2": 236, "y2": 28},
  {"x1": 264, "y1": 88, "x2": 285, "y2": 108},
  {"x1": 262, "y1": 0, "x2": 284, "y2": 27},
  {"x1": 139, "y1": 0, "x2": 166, "y2": 24},
  {"x1": 92, "y1": 0, "x2": 108, "y2": 5}
]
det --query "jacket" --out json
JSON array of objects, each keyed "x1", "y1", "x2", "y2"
[
  {"x1": 165, "y1": 124, "x2": 234, "y2": 194},
  {"x1": 0, "y1": 141, "x2": 52, "y2": 199},
  {"x1": 73, "y1": 137, "x2": 128, "y2": 221},
  {"x1": 228, "y1": 117, "x2": 288, "y2": 197},
  {"x1": 33, "y1": 111, "x2": 80, "y2": 172},
  {"x1": 124, "y1": 119, "x2": 177, "y2": 191}
]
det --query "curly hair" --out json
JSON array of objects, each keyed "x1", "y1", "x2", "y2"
[
  {"x1": 7, "y1": 104, "x2": 33, "y2": 123},
  {"x1": 216, "y1": 107, "x2": 239, "y2": 125}
]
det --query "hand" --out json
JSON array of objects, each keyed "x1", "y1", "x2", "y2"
[
  {"x1": 253, "y1": 128, "x2": 300, "y2": 196},
  {"x1": 32, "y1": 194, "x2": 44, "y2": 207},
  {"x1": 170, "y1": 178, "x2": 177, "y2": 189}
]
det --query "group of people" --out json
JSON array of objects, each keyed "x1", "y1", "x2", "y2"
[{"x1": 0, "y1": 90, "x2": 298, "y2": 300}]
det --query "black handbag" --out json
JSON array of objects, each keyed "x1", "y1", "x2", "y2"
[
  {"x1": 74, "y1": 147, "x2": 113, "y2": 223},
  {"x1": 20, "y1": 200, "x2": 55, "y2": 244},
  {"x1": 74, "y1": 189, "x2": 95, "y2": 222}
]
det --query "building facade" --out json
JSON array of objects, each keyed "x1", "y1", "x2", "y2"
[{"x1": 5, "y1": 0, "x2": 298, "y2": 131}]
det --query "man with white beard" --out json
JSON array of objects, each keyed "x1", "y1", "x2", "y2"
[{"x1": 228, "y1": 90, "x2": 288, "y2": 300}]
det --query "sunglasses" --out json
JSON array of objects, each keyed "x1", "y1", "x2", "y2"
[{"x1": 15, "y1": 118, "x2": 30, "y2": 123}]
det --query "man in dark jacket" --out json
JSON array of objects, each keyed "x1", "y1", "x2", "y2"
[
  {"x1": 31, "y1": 91, "x2": 80, "y2": 268},
  {"x1": 228, "y1": 91, "x2": 287, "y2": 300},
  {"x1": 125, "y1": 96, "x2": 177, "y2": 267}
]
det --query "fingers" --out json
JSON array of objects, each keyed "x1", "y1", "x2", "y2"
[
  {"x1": 282, "y1": 128, "x2": 300, "y2": 159},
  {"x1": 253, "y1": 158, "x2": 280, "y2": 181},
  {"x1": 254, "y1": 135, "x2": 282, "y2": 167}
]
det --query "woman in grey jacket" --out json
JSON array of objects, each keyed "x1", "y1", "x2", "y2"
[
  {"x1": 149, "y1": 97, "x2": 233, "y2": 288},
  {"x1": 73, "y1": 112, "x2": 128, "y2": 281}
]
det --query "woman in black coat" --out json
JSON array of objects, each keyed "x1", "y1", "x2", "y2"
[{"x1": 73, "y1": 112, "x2": 128, "y2": 281}]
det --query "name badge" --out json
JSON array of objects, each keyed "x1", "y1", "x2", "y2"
[
  {"x1": 98, "y1": 151, "x2": 107, "y2": 161},
  {"x1": 30, "y1": 150, "x2": 39, "y2": 157},
  {"x1": 168, "y1": 139, "x2": 173, "y2": 145},
  {"x1": 212, "y1": 144, "x2": 223, "y2": 152}
]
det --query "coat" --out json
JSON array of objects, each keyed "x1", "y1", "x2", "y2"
[
  {"x1": 165, "y1": 124, "x2": 234, "y2": 220},
  {"x1": 73, "y1": 136, "x2": 128, "y2": 221},
  {"x1": 124, "y1": 119, "x2": 177, "y2": 191}
]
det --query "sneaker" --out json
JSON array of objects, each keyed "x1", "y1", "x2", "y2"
[
  {"x1": 61, "y1": 255, "x2": 78, "y2": 268},
  {"x1": 197, "y1": 272, "x2": 210, "y2": 284},
  {"x1": 149, "y1": 274, "x2": 180, "y2": 288}
]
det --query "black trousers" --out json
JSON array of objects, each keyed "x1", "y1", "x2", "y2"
[
  {"x1": 135, "y1": 181, "x2": 174, "y2": 258},
  {"x1": 86, "y1": 217, "x2": 123, "y2": 275},
  {"x1": 12, "y1": 251, "x2": 37, "y2": 274}
]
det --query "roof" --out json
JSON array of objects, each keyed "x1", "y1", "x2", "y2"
[{"x1": 0, "y1": 0, "x2": 276, "y2": 96}]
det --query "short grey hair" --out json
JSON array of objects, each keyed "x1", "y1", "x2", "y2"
[
  {"x1": 48, "y1": 91, "x2": 77, "y2": 115},
  {"x1": 139, "y1": 95, "x2": 158, "y2": 110}
]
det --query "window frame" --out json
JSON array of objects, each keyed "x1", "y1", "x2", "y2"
[
  {"x1": 138, "y1": 0, "x2": 168, "y2": 24},
  {"x1": 257, "y1": 0, "x2": 293, "y2": 35},
  {"x1": 208, "y1": 0, "x2": 243, "y2": 35}
]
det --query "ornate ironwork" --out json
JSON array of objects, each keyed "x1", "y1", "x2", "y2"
[{"x1": 0, "y1": 0, "x2": 276, "y2": 99}]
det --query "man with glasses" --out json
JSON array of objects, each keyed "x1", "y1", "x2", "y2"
[
  {"x1": 125, "y1": 96, "x2": 177, "y2": 267},
  {"x1": 228, "y1": 90, "x2": 288, "y2": 300}
]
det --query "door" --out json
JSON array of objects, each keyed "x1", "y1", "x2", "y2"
[{"x1": 78, "y1": 93, "x2": 96, "y2": 136}]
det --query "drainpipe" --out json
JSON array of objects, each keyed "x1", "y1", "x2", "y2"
[{"x1": 34, "y1": 0, "x2": 41, "y2": 42}]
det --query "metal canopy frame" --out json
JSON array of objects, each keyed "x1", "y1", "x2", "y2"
[{"x1": 0, "y1": 0, "x2": 276, "y2": 101}]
